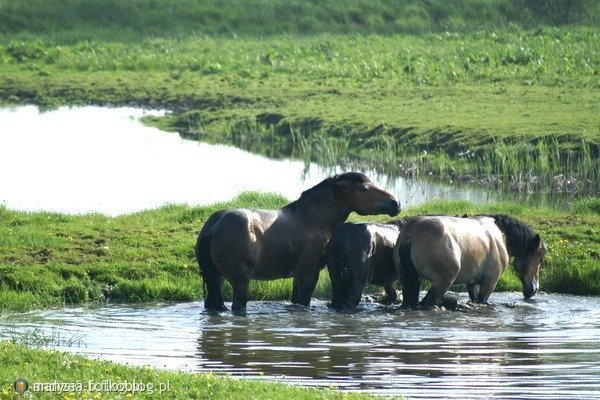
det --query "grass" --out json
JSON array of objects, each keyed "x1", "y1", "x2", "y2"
[
  {"x1": 0, "y1": 3, "x2": 598, "y2": 193},
  {"x1": 0, "y1": 193, "x2": 598, "y2": 312},
  {"x1": 0, "y1": 341, "x2": 376, "y2": 399},
  {"x1": 1, "y1": 0, "x2": 598, "y2": 40}
]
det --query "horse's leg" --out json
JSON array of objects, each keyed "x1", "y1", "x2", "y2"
[
  {"x1": 467, "y1": 284, "x2": 480, "y2": 302},
  {"x1": 292, "y1": 266, "x2": 321, "y2": 307},
  {"x1": 327, "y1": 263, "x2": 343, "y2": 309},
  {"x1": 230, "y1": 264, "x2": 252, "y2": 315},
  {"x1": 345, "y1": 266, "x2": 369, "y2": 310},
  {"x1": 205, "y1": 275, "x2": 227, "y2": 312},
  {"x1": 420, "y1": 279, "x2": 454, "y2": 308},
  {"x1": 476, "y1": 274, "x2": 501, "y2": 304},
  {"x1": 400, "y1": 262, "x2": 421, "y2": 309},
  {"x1": 401, "y1": 272, "x2": 421, "y2": 309},
  {"x1": 381, "y1": 283, "x2": 398, "y2": 304}
]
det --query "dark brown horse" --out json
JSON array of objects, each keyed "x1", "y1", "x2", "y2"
[
  {"x1": 195, "y1": 172, "x2": 400, "y2": 313},
  {"x1": 327, "y1": 221, "x2": 405, "y2": 310},
  {"x1": 394, "y1": 214, "x2": 546, "y2": 308}
]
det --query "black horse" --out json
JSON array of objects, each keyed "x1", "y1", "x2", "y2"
[{"x1": 327, "y1": 221, "x2": 406, "y2": 310}]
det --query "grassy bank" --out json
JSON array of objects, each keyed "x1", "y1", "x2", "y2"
[
  {"x1": 0, "y1": 342, "x2": 374, "y2": 399},
  {"x1": 0, "y1": 1, "x2": 598, "y2": 194},
  {"x1": 0, "y1": 193, "x2": 598, "y2": 312}
]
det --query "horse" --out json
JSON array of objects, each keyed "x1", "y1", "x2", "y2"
[
  {"x1": 195, "y1": 172, "x2": 400, "y2": 314},
  {"x1": 327, "y1": 221, "x2": 405, "y2": 311},
  {"x1": 393, "y1": 214, "x2": 547, "y2": 309},
  {"x1": 327, "y1": 215, "x2": 468, "y2": 311}
]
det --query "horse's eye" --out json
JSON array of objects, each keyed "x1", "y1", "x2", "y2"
[{"x1": 357, "y1": 185, "x2": 369, "y2": 192}]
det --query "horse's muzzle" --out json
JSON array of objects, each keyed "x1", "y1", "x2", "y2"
[
  {"x1": 523, "y1": 278, "x2": 539, "y2": 299},
  {"x1": 384, "y1": 200, "x2": 400, "y2": 216}
]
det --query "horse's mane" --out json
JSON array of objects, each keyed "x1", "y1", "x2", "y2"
[
  {"x1": 284, "y1": 172, "x2": 369, "y2": 213},
  {"x1": 486, "y1": 214, "x2": 536, "y2": 257}
]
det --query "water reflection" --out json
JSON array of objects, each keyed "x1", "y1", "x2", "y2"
[
  {"x1": 2, "y1": 294, "x2": 599, "y2": 398},
  {"x1": 0, "y1": 106, "x2": 572, "y2": 215}
]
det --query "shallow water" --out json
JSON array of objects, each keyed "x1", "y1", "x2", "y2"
[
  {"x1": 2, "y1": 293, "x2": 600, "y2": 398},
  {"x1": 0, "y1": 106, "x2": 570, "y2": 215}
]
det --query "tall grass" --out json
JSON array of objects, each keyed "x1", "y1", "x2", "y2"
[{"x1": 215, "y1": 117, "x2": 599, "y2": 194}]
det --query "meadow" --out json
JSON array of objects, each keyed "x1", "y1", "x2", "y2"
[{"x1": 0, "y1": 1, "x2": 598, "y2": 193}]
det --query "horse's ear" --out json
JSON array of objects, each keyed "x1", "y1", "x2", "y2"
[{"x1": 530, "y1": 234, "x2": 541, "y2": 250}]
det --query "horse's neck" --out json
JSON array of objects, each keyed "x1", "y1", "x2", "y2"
[{"x1": 287, "y1": 199, "x2": 350, "y2": 232}]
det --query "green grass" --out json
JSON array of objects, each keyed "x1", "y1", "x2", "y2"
[
  {"x1": 0, "y1": 193, "x2": 598, "y2": 312},
  {"x1": 0, "y1": 2, "x2": 598, "y2": 192},
  {"x1": 0, "y1": 25, "x2": 598, "y2": 192},
  {"x1": 0, "y1": 342, "x2": 375, "y2": 399},
  {"x1": 1, "y1": 0, "x2": 598, "y2": 40}
]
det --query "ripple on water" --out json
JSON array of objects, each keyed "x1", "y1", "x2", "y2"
[{"x1": 2, "y1": 293, "x2": 600, "y2": 399}]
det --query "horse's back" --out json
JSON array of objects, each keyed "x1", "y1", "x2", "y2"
[
  {"x1": 397, "y1": 215, "x2": 508, "y2": 284},
  {"x1": 199, "y1": 208, "x2": 279, "y2": 268},
  {"x1": 203, "y1": 208, "x2": 279, "y2": 236}
]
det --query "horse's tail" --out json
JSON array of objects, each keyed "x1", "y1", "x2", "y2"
[
  {"x1": 195, "y1": 233, "x2": 211, "y2": 303},
  {"x1": 397, "y1": 240, "x2": 420, "y2": 308},
  {"x1": 396, "y1": 240, "x2": 412, "y2": 276},
  {"x1": 195, "y1": 232, "x2": 225, "y2": 311}
]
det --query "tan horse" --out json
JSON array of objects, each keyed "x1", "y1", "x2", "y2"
[
  {"x1": 393, "y1": 214, "x2": 547, "y2": 308},
  {"x1": 195, "y1": 172, "x2": 400, "y2": 314}
]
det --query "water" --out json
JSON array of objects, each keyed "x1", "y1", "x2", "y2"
[
  {"x1": 2, "y1": 293, "x2": 599, "y2": 398},
  {"x1": 0, "y1": 106, "x2": 568, "y2": 216}
]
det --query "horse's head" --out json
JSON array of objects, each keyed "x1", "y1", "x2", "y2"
[
  {"x1": 514, "y1": 234, "x2": 547, "y2": 299},
  {"x1": 334, "y1": 173, "x2": 399, "y2": 217}
]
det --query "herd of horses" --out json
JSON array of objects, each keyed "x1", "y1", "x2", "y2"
[{"x1": 195, "y1": 172, "x2": 547, "y2": 314}]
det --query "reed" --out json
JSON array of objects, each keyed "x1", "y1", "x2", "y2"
[{"x1": 212, "y1": 119, "x2": 599, "y2": 194}]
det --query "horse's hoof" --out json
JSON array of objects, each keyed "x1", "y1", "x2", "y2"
[
  {"x1": 204, "y1": 303, "x2": 229, "y2": 313},
  {"x1": 454, "y1": 303, "x2": 472, "y2": 312},
  {"x1": 231, "y1": 308, "x2": 247, "y2": 316},
  {"x1": 441, "y1": 295, "x2": 459, "y2": 311}
]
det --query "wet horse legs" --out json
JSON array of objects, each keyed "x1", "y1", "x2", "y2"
[
  {"x1": 204, "y1": 275, "x2": 228, "y2": 312},
  {"x1": 381, "y1": 284, "x2": 398, "y2": 304},
  {"x1": 467, "y1": 284, "x2": 480, "y2": 302},
  {"x1": 420, "y1": 280, "x2": 454, "y2": 308},
  {"x1": 401, "y1": 261, "x2": 422, "y2": 308},
  {"x1": 229, "y1": 264, "x2": 252, "y2": 315},
  {"x1": 292, "y1": 267, "x2": 321, "y2": 307}
]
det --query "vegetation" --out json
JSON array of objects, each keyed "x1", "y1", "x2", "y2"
[
  {"x1": 0, "y1": 193, "x2": 598, "y2": 312},
  {"x1": 1, "y1": 0, "x2": 598, "y2": 40},
  {"x1": 0, "y1": 1, "x2": 598, "y2": 193},
  {"x1": 0, "y1": 342, "x2": 375, "y2": 399}
]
